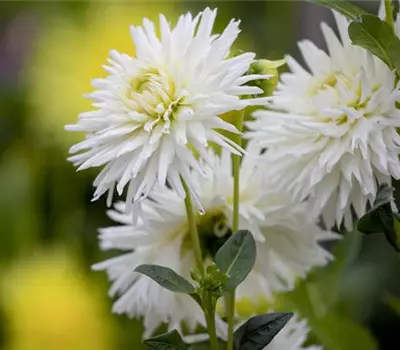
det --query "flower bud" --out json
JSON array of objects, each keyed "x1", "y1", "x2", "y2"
[
  {"x1": 249, "y1": 58, "x2": 286, "y2": 97},
  {"x1": 190, "y1": 268, "x2": 203, "y2": 283}
]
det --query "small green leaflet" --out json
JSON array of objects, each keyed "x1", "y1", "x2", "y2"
[
  {"x1": 214, "y1": 230, "x2": 256, "y2": 291},
  {"x1": 135, "y1": 264, "x2": 195, "y2": 294},
  {"x1": 357, "y1": 184, "x2": 400, "y2": 252},
  {"x1": 233, "y1": 312, "x2": 293, "y2": 350}
]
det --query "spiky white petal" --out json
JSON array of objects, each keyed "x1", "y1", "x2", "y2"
[
  {"x1": 247, "y1": 11, "x2": 400, "y2": 230},
  {"x1": 66, "y1": 8, "x2": 268, "y2": 212}
]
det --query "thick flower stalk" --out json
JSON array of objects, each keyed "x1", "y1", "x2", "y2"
[
  {"x1": 65, "y1": 8, "x2": 268, "y2": 212},
  {"x1": 247, "y1": 10, "x2": 400, "y2": 230}
]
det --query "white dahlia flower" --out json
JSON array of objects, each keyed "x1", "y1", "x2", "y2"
[
  {"x1": 247, "y1": 11, "x2": 400, "y2": 230},
  {"x1": 93, "y1": 144, "x2": 334, "y2": 336},
  {"x1": 66, "y1": 8, "x2": 268, "y2": 211}
]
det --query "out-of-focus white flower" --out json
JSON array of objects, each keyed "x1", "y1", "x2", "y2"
[
  {"x1": 265, "y1": 315, "x2": 321, "y2": 350},
  {"x1": 210, "y1": 144, "x2": 337, "y2": 299},
  {"x1": 66, "y1": 8, "x2": 268, "y2": 212},
  {"x1": 247, "y1": 11, "x2": 400, "y2": 230},
  {"x1": 93, "y1": 144, "x2": 335, "y2": 336},
  {"x1": 92, "y1": 199, "x2": 228, "y2": 338},
  {"x1": 91, "y1": 151, "x2": 223, "y2": 337}
]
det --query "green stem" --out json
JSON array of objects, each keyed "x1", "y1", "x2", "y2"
[
  {"x1": 181, "y1": 177, "x2": 204, "y2": 273},
  {"x1": 204, "y1": 292, "x2": 219, "y2": 350},
  {"x1": 225, "y1": 294, "x2": 236, "y2": 350},
  {"x1": 226, "y1": 108, "x2": 245, "y2": 350},
  {"x1": 385, "y1": 0, "x2": 394, "y2": 29},
  {"x1": 385, "y1": 0, "x2": 400, "y2": 84},
  {"x1": 232, "y1": 109, "x2": 245, "y2": 232}
]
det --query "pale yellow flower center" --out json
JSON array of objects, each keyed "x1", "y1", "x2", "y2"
[
  {"x1": 125, "y1": 68, "x2": 188, "y2": 134},
  {"x1": 308, "y1": 71, "x2": 382, "y2": 125}
]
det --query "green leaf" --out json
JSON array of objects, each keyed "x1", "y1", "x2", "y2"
[
  {"x1": 393, "y1": 213, "x2": 400, "y2": 243},
  {"x1": 233, "y1": 313, "x2": 293, "y2": 350},
  {"x1": 358, "y1": 184, "x2": 393, "y2": 234},
  {"x1": 144, "y1": 330, "x2": 188, "y2": 350},
  {"x1": 357, "y1": 184, "x2": 400, "y2": 252},
  {"x1": 383, "y1": 212, "x2": 400, "y2": 252},
  {"x1": 349, "y1": 14, "x2": 400, "y2": 73},
  {"x1": 135, "y1": 264, "x2": 195, "y2": 294},
  {"x1": 214, "y1": 230, "x2": 256, "y2": 291},
  {"x1": 307, "y1": 0, "x2": 366, "y2": 20},
  {"x1": 357, "y1": 208, "x2": 385, "y2": 234}
]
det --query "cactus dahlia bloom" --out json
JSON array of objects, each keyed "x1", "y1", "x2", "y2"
[
  {"x1": 66, "y1": 8, "x2": 268, "y2": 212},
  {"x1": 248, "y1": 11, "x2": 400, "y2": 230}
]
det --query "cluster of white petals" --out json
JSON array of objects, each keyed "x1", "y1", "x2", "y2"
[
  {"x1": 247, "y1": 11, "x2": 400, "y2": 230},
  {"x1": 92, "y1": 199, "x2": 227, "y2": 338},
  {"x1": 66, "y1": 8, "x2": 268, "y2": 212},
  {"x1": 63, "y1": 4, "x2": 400, "y2": 349},
  {"x1": 93, "y1": 144, "x2": 335, "y2": 337},
  {"x1": 204, "y1": 144, "x2": 337, "y2": 298}
]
